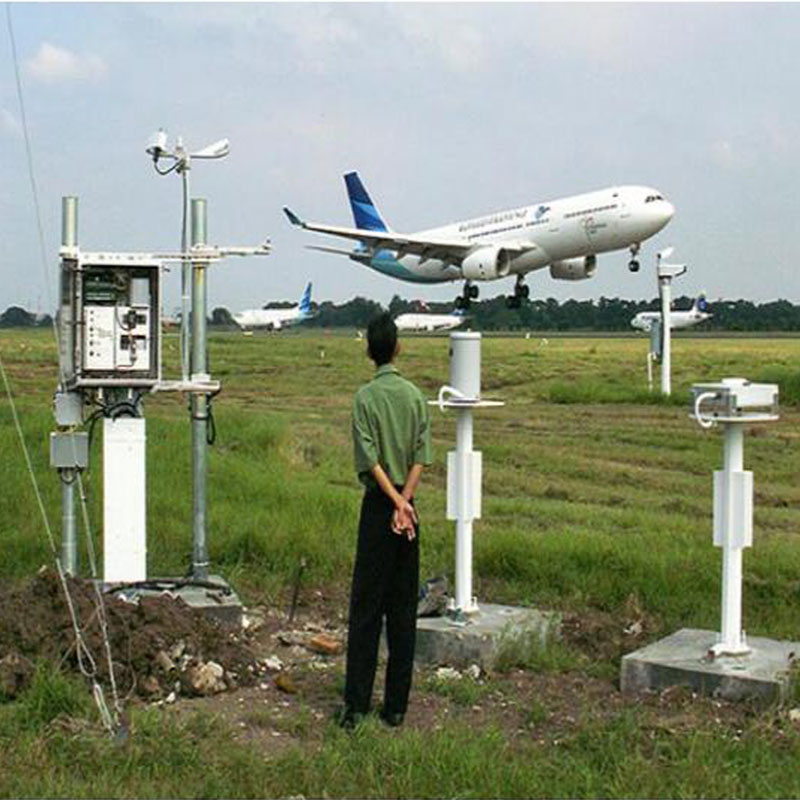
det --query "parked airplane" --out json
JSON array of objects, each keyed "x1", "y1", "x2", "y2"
[
  {"x1": 232, "y1": 282, "x2": 315, "y2": 331},
  {"x1": 284, "y1": 172, "x2": 674, "y2": 309},
  {"x1": 395, "y1": 304, "x2": 467, "y2": 333},
  {"x1": 631, "y1": 294, "x2": 712, "y2": 333}
]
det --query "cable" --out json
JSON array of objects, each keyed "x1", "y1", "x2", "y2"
[
  {"x1": 206, "y1": 398, "x2": 216, "y2": 445},
  {"x1": 153, "y1": 161, "x2": 178, "y2": 177},
  {"x1": 5, "y1": 4, "x2": 122, "y2": 734}
]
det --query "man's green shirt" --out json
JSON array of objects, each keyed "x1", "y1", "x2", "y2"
[{"x1": 352, "y1": 363, "x2": 433, "y2": 489}]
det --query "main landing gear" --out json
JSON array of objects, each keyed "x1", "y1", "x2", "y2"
[
  {"x1": 455, "y1": 282, "x2": 479, "y2": 310},
  {"x1": 506, "y1": 277, "x2": 530, "y2": 309},
  {"x1": 628, "y1": 243, "x2": 641, "y2": 272}
]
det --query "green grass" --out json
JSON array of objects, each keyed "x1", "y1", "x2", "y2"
[
  {"x1": 2, "y1": 703, "x2": 800, "y2": 798},
  {"x1": 2, "y1": 328, "x2": 800, "y2": 797}
]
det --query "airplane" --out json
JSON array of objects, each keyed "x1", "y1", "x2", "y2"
[
  {"x1": 284, "y1": 172, "x2": 675, "y2": 310},
  {"x1": 232, "y1": 282, "x2": 316, "y2": 331},
  {"x1": 394, "y1": 304, "x2": 468, "y2": 333},
  {"x1": 631, "y1": 294, "x2": 712, "y2": 333}
]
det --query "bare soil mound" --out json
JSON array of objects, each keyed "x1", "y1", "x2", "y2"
[{"x1": 0, "y1": 568, "x2": 258, "y2": 700}]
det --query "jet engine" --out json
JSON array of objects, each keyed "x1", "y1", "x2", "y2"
[
  {"x1": 461, "y1": 246, "x2": 512, "y2": 281},
  {"x1": 549, "y1": 255, "x2": 597, "y2": 281}
]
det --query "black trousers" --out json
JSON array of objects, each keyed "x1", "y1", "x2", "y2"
[{"x1": 344, "y1": 488, "x2": 419, "y2": 716}]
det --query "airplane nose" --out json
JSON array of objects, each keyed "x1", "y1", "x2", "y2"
[{"x1": 662, "y1": 200, "x2": 675, "y2": 222}]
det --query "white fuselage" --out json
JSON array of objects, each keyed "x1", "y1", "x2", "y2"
[
  {"x1": 362, "y1": 185, "x2": 674, "y2": 284},
  {"x1": 394, "y1": 312, "x2": 466, "y2": 332},
  {"x1": 233, "y1": 306, "x2": 309, "y2": 331},
  {"x1": 631, "y1": 307, "x2": 711, "y2": 332}
]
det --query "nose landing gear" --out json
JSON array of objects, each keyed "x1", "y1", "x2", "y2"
[{"x1": 628, "y1": 243, "x2": 641, "y2": 272}]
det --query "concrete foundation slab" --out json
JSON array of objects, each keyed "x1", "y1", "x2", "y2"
[
  {"x1": 415, "y1": 603, "x2": 561, "y2": 669},
  {"x1": 103, "y1": 575, "x2": 243, "y2": 627},
  {"x1": 621, "y1": 628, "x2": 800, "y2": 704}
]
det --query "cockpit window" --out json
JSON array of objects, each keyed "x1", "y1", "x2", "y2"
[{"x1": 644, "y1": 194, "x2": 664, "y2": 203}]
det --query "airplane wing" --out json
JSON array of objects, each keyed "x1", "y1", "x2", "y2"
[{"x1": 284, "y1": 207, "x2": 538, "y2": 262}]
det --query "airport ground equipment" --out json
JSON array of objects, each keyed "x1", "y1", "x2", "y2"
[
  {"x1": 53, "y1": 177, "x2": 269, "y2": 594},
  {"x1": 416, "y1": 332, "x2": 560, "y2": 666},
  {"x1": 621, "y1": 378, "x2": 793, "y2": 703},
  {"x1": 655, "y1": 247, "x2": 686, "y2": 396},
  {"x1": 646, "y1": 319, "x2": 662, "y2": 391},
  {"x1": 691, "y1": 378, "x2": 778, "y2": 656},
  {"x1": 433, "y1": 332, "x2": 503, "y2": 618}
]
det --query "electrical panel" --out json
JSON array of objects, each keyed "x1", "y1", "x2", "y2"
[{"x1": 58, "y1": 251, "x2": 162, "y2": 388}]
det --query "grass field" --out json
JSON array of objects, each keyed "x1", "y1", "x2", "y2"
[{"x1": 1, "y1": 327, "x2": 800, "y2": 798}]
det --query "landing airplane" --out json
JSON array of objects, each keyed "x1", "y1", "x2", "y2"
[
  {"x1": 233, "y1": 282, "x2": 316, "y2": 331},
  {"x1": 284, "y1": 172, "x2": 674, "y2": 309},
  {"x1": 395, "y1": 305, "x2": 467, "y2": 333},
  {"x1": 631, "y1": 294, "x2": 712, "y2": 333}
]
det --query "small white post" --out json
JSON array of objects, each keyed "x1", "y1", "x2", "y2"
[
  {"x1": 692, "y1": 378, "x2": 779, "y2": 658},
  {"x1": 434, "y1": 332, "x2": 503, "y2": 621},
  {"x1": 454, "y1": 408, "x2": 476, "y2": 614},
  {"x1": 659, "y1": 276, "x2": 672, "y2": 396},
  {"x1": 717, "y1": 423, "x2": 747, "y2": 654},
  {"x1": 656, "y1": 250, "x2": 686, "y2": 397}
]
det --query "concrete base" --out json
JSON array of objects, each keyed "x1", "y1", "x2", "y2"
[
  {"x1": 415, "y1": 602, "x2": 561, "y2": 669},
  {"x1": 102, "y1": 574, "x2": 243, "y2": 627},
  {"x1": 621, "y1": 628, "x2": 800, "y2": 704}
]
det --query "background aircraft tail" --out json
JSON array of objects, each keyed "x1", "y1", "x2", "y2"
[
  {"x1": 299, "y1": 282, "x2": 313, "y2": 315},
  {"x1": 693, "y1": 293, "x2": 709, "y2": 313},
  {"x1": 344, "y1": 172, "x2": 389, "y2": 232}
]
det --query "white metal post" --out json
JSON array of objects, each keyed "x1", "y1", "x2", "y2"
[
  {"x1": 693, "y1": 378, "x2": 778, "y2": 658},
  {"x1": 716, "y1": 423, "x2": 748, "y2": 655},
  {"x1": 436, "y1": 332, "x2": 502, "y2": 621},
  {"x1": 659, "y1": 276, "x2": 672, "y2": 396},
  {"x1": 454, "y1": 408, "x2": 475, "y2": 614}
]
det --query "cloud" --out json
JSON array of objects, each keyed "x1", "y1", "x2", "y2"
[
  {"x1": 391, "y1": 7, "x2": 486, "y2": 74},
  {"x1": 25, "y1": 42, "x2": 107, "y2": 84},
  {"x1": 0, "y1": 108, "x2": 21, "y2": 137}
]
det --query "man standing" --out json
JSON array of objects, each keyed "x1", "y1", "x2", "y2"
[{"x1": 341, "y1": 312, "x2": 432, "y2": 728}]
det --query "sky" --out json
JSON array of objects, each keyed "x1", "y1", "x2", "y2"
[{"x1": 2, "y1": 2, "x2": 800, "y2": 315}]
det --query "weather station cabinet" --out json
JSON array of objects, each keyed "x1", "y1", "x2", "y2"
[{"x1": 58, "y1": 250, "x2": 162, "y2": 390}]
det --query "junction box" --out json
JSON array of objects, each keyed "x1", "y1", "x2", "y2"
[{"x1": 58, "y1": 250, "x2": 162, "y2": 389}]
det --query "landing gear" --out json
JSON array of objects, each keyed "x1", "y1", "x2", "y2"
[
  {"x1": 506, "y1": 277, "x2": 529, "y2": 309},
  {"x1": 628, "y1": 243, "x2": 641, "y2": 272},
  {"x1": 455, "y1": 282, "x2": 479, "y2": 310}
]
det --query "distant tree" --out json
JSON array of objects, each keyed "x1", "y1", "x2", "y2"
[
  {"x1": 210, "y1": 307, "x2": 235, "y2": 327},
  {"x1": 388, "y1": 294, "x2": 413, "y2": 318},
  {"x1": 0, "y1": 306, "x2": 36, "y2": 327}
]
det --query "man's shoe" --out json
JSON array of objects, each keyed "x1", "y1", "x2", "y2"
[
  {"x1": 379, "y1": 710, "x2": 405, "y2": 728},
  {"x1": 334, "y1": 706, "x2": 360, "y2": 730}
]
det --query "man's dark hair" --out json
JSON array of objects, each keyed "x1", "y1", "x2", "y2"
[{"x1": 367, "y1": 312, "x2": 398, "y2": 366}]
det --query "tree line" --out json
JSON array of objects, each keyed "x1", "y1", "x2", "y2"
[{"x1": 4, "y1": 296, "x2": 800, "y2": 332}]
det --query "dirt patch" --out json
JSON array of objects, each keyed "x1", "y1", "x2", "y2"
[
  {"x1": 562, "y1": 593, "x2": 660, "y2": 665},
  {"x1": 0, "y1": 568, "x2": 258, "y2": 699},
  {"x1": 0, "y1": 574, "x2": 777, "y2": 754}
]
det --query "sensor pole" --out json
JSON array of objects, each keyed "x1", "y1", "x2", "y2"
[
  {"x1": 659, "y1": 273, "x2": 672, "y2": 395},
  {"x1": 60, "y1": 196, "x2": 79, "y2": 576},
  {"x1": 454, "y1": 406, "x2": 475, "y2": 614},
  {"x1": 434, "y1": 332, "x2": 504, "y2": 620},
  {"x1": 692, "y1": 378, "x2": 779, "y2": 657},
  {"x1": 180, "y1": 157, "x2": 191, "y2": 382},
  {"x1": 718, "y1": 422, "x2": 746, "y2": 654},
  {"x1": 191, "y1": 198, "x2": 209, "y2": 580}
]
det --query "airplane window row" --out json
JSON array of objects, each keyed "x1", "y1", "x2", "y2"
[
  {"x1": 467, "y1": 223, "x2": 524, "y2": 240},
  {"x1": 645, "y1": 194, "x2": 664, "y2": 203},
  {"x1": 564, "y1": 203, "x2": 618, "y2": 220}
]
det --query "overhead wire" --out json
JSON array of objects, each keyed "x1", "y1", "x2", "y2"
[{"x1": 4, "y1": 3, "x2": 122, "y2": 734}]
